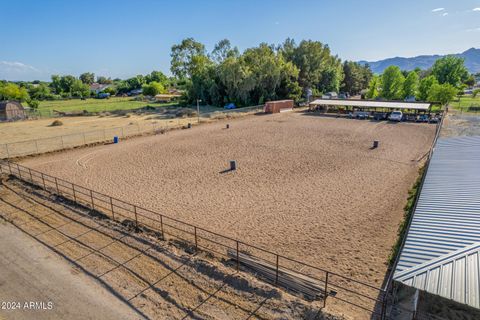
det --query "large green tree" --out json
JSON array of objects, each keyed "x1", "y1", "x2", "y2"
[
  {"x1": 342, "y1": 61, "x2": 372, "y2": 95},
  {"x1": 381, "y1": 66, "x2": 405, "y2": 99},
  {"x1": 418, "y1": 75, "x2": 438, "y2": 101},
  {"x1": 428, "y1": 83, "x2": 457, "y2": 105},
  {"x1": 403, "y1": 71, "x2": 419, "y2": 99},
  {"x1": 431, "y1": 56, "x2": 469, "y2": 87},
  {"x1": 80, "y1": 72, "x2": 95, "y2": 85},
  {"x1": 170, "y1": 38, "x2": 207, "y2": 79},
  {"x1": 0, "y1": 83, "x2": 29, "y2": 101}
]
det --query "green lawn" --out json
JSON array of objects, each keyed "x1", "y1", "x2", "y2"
[
  {"x1": 450, "y1": 95, "x2": 480, "y2": 111},
  {"x1": 34, "y1": 97, "x2": 178, "y2": 117}
]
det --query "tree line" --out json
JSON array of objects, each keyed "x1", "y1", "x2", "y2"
[
  {"x1": 0, "y1": 38, "x2": 476, "y2": 109},
  {"x1": 366, "y1": 55, "x2": 471, "y2": 105},
  {"x1": 170, "y1": 38, "x2": 372, "y2": 106}
]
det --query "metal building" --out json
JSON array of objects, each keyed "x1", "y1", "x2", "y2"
[{"x1": 392, "y1": 136, "x2": 480, "y2": 318}]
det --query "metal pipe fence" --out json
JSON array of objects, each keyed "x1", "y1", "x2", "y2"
[
  {"x1": 0, "y1": 159, "x2": 386, "y2": 318},
  {"x1": 0, "y1": 105, "x2": 265, "y2": 159}
]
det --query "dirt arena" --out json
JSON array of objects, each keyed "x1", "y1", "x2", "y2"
[{"x1": 20, "y1": 112, "x2": 435, "y2": 288}]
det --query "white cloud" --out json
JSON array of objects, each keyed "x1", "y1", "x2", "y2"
[
  {"x1": 442, "y1": 12, "x2": 448, "y2": 16},
  {"x1": 0, "y1": 61, "x2": 39, "y2": 72},
  {"x1": 466, "y1": 27, "x2": 480, "y2": 32},
  {"x1": 473, "y1": 7, "x2": 480, "y2": 11},
  {"x1": 432, "y1": 7, "x2": 445, "y2": 12},
  {"x1": 0, "y1": 61, "x2": 43, "y2": 81}
]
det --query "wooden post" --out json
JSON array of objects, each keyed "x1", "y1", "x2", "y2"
[
  {"x1": 5, "y1": 144, "x2": 10, "y2": 158},
  {"x1": 83, "y1": 133, "x2": 86, "y2": 144},
  {"x1": 61, "y1": 136, "x2": 65, "y2": 149},
  {"x1": 72, "y1": 184, "x2": 76, "y2": 202},
  {"x1": 55, "y1": 177, "x2": 59, "y2": 194},
  {"x1": 90, "y1": 190, "x2": 94, "y2": 209},
  {"x1": 275, "y1": 255, "x2": 279, "y2": 285},
  {"x1": 160, "y1": 215, "x2": 164, "y2": 239},
  {"x1": 194, "y1": 226, "x2": 198, "y2": 250},
  {"x1": 323, "y1": 272, "x2": 329, "y2": 308},
  {"x1": 34, "y1": 140, "x2": 39, "y2": 154},
  {"x1": 41, "y1": 173, "x2": 46, "y2": 190},
  {"x1": 7, "y1": 161, "x2": 12, "y2": 174},
  {"x1": 236, "y1": 241, "x2": 240, "y2": 271},
  {"x1": 133, "y1": 205, "x2": 138, "y2": 229},
  {"x1": 28, "y1": 168, "x2": 33, "y2": 182},
  {"x1": 110, "y1": 197, "x2": 115, "y2": 220}
]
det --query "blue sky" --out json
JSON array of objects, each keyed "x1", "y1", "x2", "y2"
[{"x1": 1, "y1": 0, "x2": 479, "y2": 81}]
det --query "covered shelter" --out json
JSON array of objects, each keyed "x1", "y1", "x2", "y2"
[
  {"x1": 0, "y1": 101, "x2": 26, "y2": 121},
  {"x1": 391, "y1": 136, "x2": 480, "y2": 318},
  {"x1": 309, "y1": 98, "x2": 431, "y2": 113}
]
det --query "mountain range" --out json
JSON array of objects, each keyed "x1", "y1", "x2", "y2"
[{"x1": 359, "y1": 48, "x2": 480, "y2": 74}]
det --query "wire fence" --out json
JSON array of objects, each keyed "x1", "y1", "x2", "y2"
[
  {"x1": 0, "y1": 160, "x2": 387, "y2": 319},
  {"x1": 0, "y1": 105, "x2": 264, "y2": 159}
]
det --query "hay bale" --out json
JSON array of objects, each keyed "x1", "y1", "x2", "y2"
[{"x1": 49, "y1": 120, "x2": 63, "y2": 127}]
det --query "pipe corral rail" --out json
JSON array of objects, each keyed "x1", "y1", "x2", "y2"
[{"x1": 0, "y1": 160, "x2": 387, "y2": 318}]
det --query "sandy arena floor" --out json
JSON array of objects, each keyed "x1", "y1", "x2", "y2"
[{"x1": 20, "y1": 112, "x2": 435, "y2": 288}]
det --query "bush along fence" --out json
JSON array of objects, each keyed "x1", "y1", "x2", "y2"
[
  {"x1": 0, "y1": 160, "x2": 387, "y2": 319},
  {"x1": 0, "y1": 105, "x2": 264, "y2": 159}
]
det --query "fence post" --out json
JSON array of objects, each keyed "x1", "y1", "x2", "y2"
[
  {"x1": 55, "y1": 177, "x2": 59, "y2": 194},
  {"x1": 42, "y1": 172, "x2": 47, "y2": 190},
  {"x1": 121, "y1": 127, "x2": 124, "y2": 138},
  {"x1": 5, "y1": 144, "x2": 10, "y2": 158},
  {"x1": 160, "y1": 215, "x2": 164, "y2": 239},
  {"x1": 72, "y1": 184, "x2": 76, "y2": 202},
  {"x1": 324, "y1": 271, "x2": 329, "y2": 308},
  {"x1": 28, "y1": 168, "x2": 33, "y2": 182},
  {"x1": 83, "y1": 133, "x2": 86, "y2": 145},
  {"x1": 133, "y1": 205, "x2": 138, "y2": 229},
  {"x1": 236, "y1": 241, "x2": 240, "y2": 271},
  {"x1": 34, "y1": 140, "x2": 39, "y2": 154},
  {"x1": 61, "y1": 136, "x2": 65, "y2": 149},
  {"x1": 275, "y1": 254, "x2": 279, "y2": 285},
  {"x1": 90, "y1": 190, "x2": 94, "y2": 209},
  {"x1": 194, "y1": 226, "x2": 198, "y2": 250},
  {"x1": 7, "y1": 161, "x2": 12, "y2": 174},
  {"x1": 110, "y1": 197, "x2": 115, "y2": 220}
]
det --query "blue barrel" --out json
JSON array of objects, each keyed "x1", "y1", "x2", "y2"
[{"x1": 113, "y1": 136, "x2": 119, "y2": 144}]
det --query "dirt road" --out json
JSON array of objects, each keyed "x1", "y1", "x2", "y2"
[{"x1": 0, "y1": 220, "x2": 144, "y2": 320}]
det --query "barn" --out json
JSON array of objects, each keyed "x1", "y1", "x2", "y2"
[{"x1": 0, "y1": 101, "x2": 26, "y2": 121}]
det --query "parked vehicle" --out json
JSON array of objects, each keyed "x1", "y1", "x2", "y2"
[
  {"x1": 388, "y1": 111, "x2": 403, "y2": 122},
  {"x1": 224, "y1": 103, "x2": 236, "y2": 109},
  {"x1": 96, "y1": 92, "x2": 110, "y2": 99},
  {"x1": 416, "y1": 114, "x2": 429, "y2": 123},
  {"x1": 349, "y1": 110, "x2": 370, "y2": 119},
  {"x1": 405, "y1": 114, "x2": 417, "y2": 122},
  {"x1": 373, "y1": 112, "x2": 388, "y2": 121},
  {"x1": 429, "y1": 115, "x2": 440, "y2": 123}
]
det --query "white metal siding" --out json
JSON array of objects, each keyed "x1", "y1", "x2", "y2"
[{"x1": 394, "y1": 136, "x2": 480, "y2": 309}]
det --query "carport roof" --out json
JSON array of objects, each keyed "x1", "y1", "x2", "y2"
[{"x1": 310, "y1": 98, "x2": 431, "y2": 110}]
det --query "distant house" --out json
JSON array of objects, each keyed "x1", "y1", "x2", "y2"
[
  {"x1": 89, "y1": 83, "x2": 111, "y2": 94},
  {"x1": 0, "y1": 101, "x2": 26, "y2": 121},
  {"x1": 154, "y1": 93, "x2": 181, "y2": 103}
]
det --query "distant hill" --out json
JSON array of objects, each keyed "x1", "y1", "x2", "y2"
[{"x1": 359, "y1": 48, "x2": 480, "y2": 74}]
